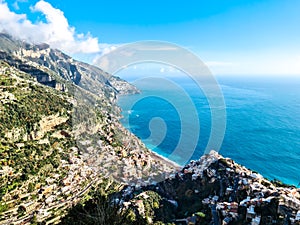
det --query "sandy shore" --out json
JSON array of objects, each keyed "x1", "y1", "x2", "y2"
[{"x1": 148, "y1": 149, "x2": 182, "y2": 171}]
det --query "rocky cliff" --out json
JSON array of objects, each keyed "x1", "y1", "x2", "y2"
[
  {"x1": 0, "y1": 33, "x2": 139, "y2": 97},
  {"x1": 62, "y1": 151, "x2": 300, "y2": 225},
  {"x1": 1, "y1": 33, "x2": 299, "y2": 225},
  {"x1": 0, "y1": 34, "x2": 175, "y2": 225}
]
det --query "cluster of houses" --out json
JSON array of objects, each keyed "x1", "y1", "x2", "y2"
[
  {"x1": 84, "y1": 122, "x2": 176, "y2": 188},
  {"x1": 2, "y1": 127, "x2": 300, "y2": 225},
  {"x1": 175, "y1": 151, "x2": 300, "y2": 225},
  {"x1": 0, "y1": 147, "x2": 100, "y2": 225},
  {"x1": 114, "y1": 151, "x2": 300, "y2": 225},
  {"x1": 0, "y1": 122, "x2": 177, "y2": 225}
]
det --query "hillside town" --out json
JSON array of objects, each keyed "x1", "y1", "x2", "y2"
[
  {"x1": 114, "y1": 151, "x2": 300, "y2": 225},
  {"x1": 1, "y1": 33, "x2": 300, "y2": 225},
  {"x1": 0, "y1": 40, "x2": 177, "y2": 225},
  {"x1": 0, "y1": 147, "x2": 100, "y2": 225}
]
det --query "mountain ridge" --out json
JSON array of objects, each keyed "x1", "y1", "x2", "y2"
[
  {"x1": 0, "y1": 34, "x2": 177, "y2": 225},
  {"x1": 0, "y1": 33, "x2": 139, "y2": 97},
  {"x1": 0, "y1": 33, "x2": 299, "y2": 225}
]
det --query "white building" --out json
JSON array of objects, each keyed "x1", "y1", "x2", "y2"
[{"x1": 295, "y1": 210, "x2": 300, "y2": 221}]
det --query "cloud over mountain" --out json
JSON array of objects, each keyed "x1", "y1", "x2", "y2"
[{"x1": 0, "y1": 0, "x2": 100, "y2": 54}]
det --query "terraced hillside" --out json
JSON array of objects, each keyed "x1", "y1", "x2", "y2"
[{"x1": 0, "y1": 35, "x2": 176, "y2": 225}]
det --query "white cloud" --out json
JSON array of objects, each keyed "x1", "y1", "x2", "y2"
[
  {"x1": 100, "y1": 44, "x2": 117, "y2": 55},
  {"x1": 0, "y1": 0, "x2": 100, "y2": 54},
  {"x1": 91, "y1": 44, "x2": 119, "y2": 64}
]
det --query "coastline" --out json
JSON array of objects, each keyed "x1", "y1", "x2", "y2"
[
  {"x1": 116, "y1": 80, "x2": 300, "y2": 187},
  {"x1": 148, "y1": 148, "x2": 182, "y2": 171},
  {"x1": 117, "y1": 93, "x2": 182, "y2": 171}
]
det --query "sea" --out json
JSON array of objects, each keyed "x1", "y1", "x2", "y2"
[{"x1": 117, "y1": 73, "x2": 300, "y2": 186}]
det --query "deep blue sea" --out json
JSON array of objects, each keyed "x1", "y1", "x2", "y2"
[{"x1": 118, "y1": 75, "x2": 300, "y2": 186}]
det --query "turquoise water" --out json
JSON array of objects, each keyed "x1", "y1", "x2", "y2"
[{"x1": 118, "y1": 75, "x2": 300, "y2": 186}]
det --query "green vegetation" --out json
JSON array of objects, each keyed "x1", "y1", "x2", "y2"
[
  {"x1": 60, "y1": 182, "x2": 147, "y2": 225},
  {"x1": 0, "y1": 58, "x2": 142, "y2": 224},
  {"x1": 0, "y1": 35, "x2": 164, "y2": 225},
  {"x1": 0, "y1": 71, "x2": 71, "y2": 136},
  {"x1": 0, "y1": 203, "x2": 8, "y2": 213},
  {"x1": 0, "y1": 62, "x2": 78, "y2": 216}
]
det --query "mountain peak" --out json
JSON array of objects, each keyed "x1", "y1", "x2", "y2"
[{"x1": 0, "y1": 33, "x2": 139, "y2": 96}]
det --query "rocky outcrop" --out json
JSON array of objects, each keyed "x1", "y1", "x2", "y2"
[
  {"x1": 0, "y1": 33, "x2": 139, "y2": 97},
  {"x1": 111, "y1": 151, "x2": 300, "y2": 225},
  {"x1": 0, "y1": 36, "x2": 175, "y2": 225}
]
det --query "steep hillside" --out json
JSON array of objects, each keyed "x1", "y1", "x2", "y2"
[
  {"x1": 0, "y1": 36, "x2": 176, "y2": 225},
  {"x1": 62, "y1": 151, "x2": 300, "y2": 225},
  {"x1": 0, "y1": 33, "x2": 139, "y2": 97},
  {"x1": 1, "y1": 34, "x2": 299, "y2": 225}
]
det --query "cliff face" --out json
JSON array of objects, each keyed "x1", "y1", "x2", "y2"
[
  {"x1": 2, "y1": 33, "x2": 299, "y2": 225},
  {"x1": 0, "y1": 35, "x2": 174, "y2": 225},
  {"x1": 0, "y1": 33, "x2": 139, "y2": 97}
]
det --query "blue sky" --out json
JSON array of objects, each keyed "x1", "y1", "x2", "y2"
[{"x1": 1, "y1": 0, "x2": 300, "y2": 75}]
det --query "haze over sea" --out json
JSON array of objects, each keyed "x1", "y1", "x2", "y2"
[{"x1": 118, "y1": 73, "x2": 300, "y2": 186}]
